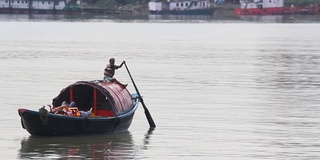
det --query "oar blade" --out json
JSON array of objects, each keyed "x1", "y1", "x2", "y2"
[{"x1": 142, "y1": 102, "x2": 156, "y2": 128}]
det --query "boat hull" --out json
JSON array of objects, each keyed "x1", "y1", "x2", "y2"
[{"x1": 18, "y1": 99, "x2": 138, "y2": 136}]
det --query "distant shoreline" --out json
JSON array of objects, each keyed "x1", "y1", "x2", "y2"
[
  {"x1": 214, "y1": 4, "x2": 238, "y2": 16},
  {"x1": 0, "y1": 4, "x2": 239, "y2": 16}
]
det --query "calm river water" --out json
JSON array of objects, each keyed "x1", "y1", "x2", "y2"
[{"x1": 1, "y1": 14, "x2": 320, "y2": 159}]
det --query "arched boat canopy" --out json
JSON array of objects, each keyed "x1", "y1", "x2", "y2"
[{"x1": 52, "y1": 79, "x2": 133, "y2": 117}]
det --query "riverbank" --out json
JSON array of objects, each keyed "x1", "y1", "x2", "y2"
[
  {"x1": 130, "y1": 4, "x2": 238, "y2": 16},
  {"x1": 214, "y1": 4, "x2": 238, "y2": 17},
  {"x1": 0, "y1": 3, "x2": 238, "y2": 16},
  {"x1": 79, "y1": 3, "x2": 238, "y2": 16},
  {"x1": 79, "y1": 4, "x2": 149, "y2": 15}
]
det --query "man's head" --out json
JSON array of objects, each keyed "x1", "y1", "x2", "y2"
[
  {"x1": 69, "y1": 102, "x2": 76, "y2": 107},
  {"x1": 62, "y1": 101, "x2": 68, "y2": 106},
  {"x1": 109, "y1": 58, "x2": 115, "y2": 65}
]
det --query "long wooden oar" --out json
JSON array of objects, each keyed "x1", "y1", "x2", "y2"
[{"x1": 124, "y1": 63, "x2": 156, "y2": 128}]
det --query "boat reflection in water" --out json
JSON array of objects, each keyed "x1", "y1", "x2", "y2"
[
  {"x1": 19, "y1": 130, "x2": 154, "y2": 159},
  {"x1": 148, "y1": 14, "x2": 213, "y2": 21},
  {"x1": 0, "y1": 14, "x2": 67, "y2": 20},
  {"x1": 238, "y1": 15, "x2": 284, "y2": 23}
]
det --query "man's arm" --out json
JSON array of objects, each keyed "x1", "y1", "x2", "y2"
[{"x1": 119, "y1": 61, "x2": 125, "y2": 68}]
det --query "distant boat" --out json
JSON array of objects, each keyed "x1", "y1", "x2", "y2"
[
  {"x1": 235, "y1": 0, "x2": 320, "y2": 15},
  {"x1": 148, "y1": 0, "x2": 215, "y2": 15},
  {"x1": 0, "y1": 0, "x2": 80, "y2": 14},
  {"x1": 18, "y1": 79, "x2": 140, "y2": 136}
]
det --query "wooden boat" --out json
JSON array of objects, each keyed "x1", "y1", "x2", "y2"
[
  {"x1": 18, "y1": 63, "x2": 155, "y2": 136},
  {"x1": 18, "y1": 79, "x2": 140, "y2": 136}
]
